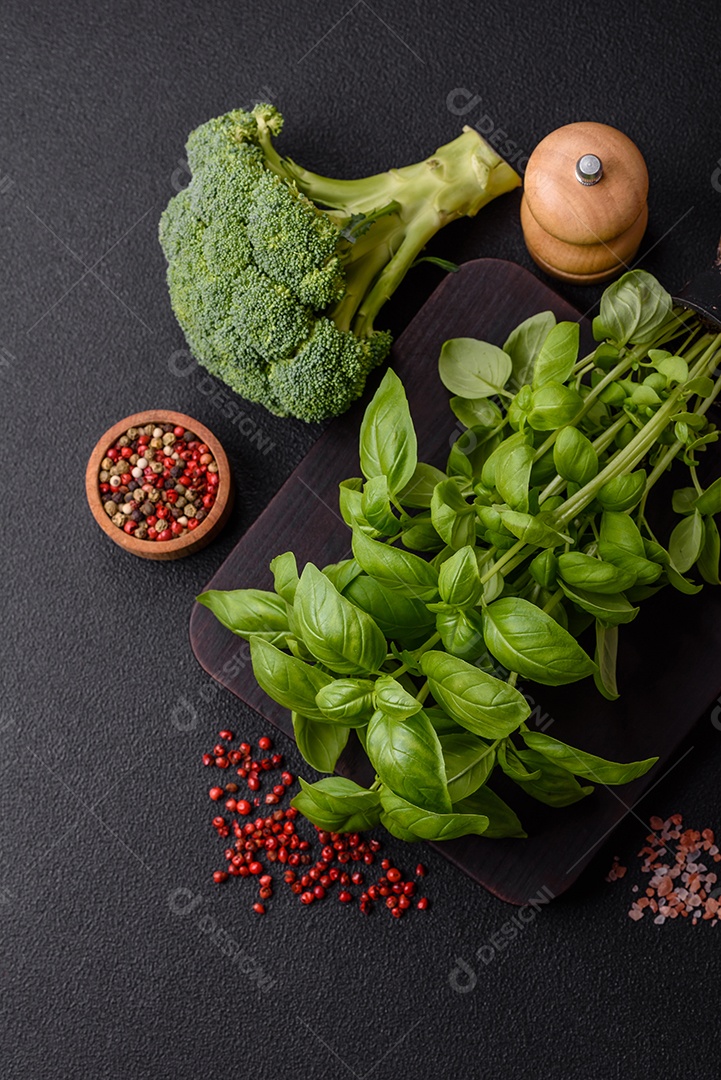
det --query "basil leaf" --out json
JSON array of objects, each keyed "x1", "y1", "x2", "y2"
[
  {"x1": 482, "y1": 431, "x2": 534, "y2": 512},
  {"x1": 593, "y1": 621, "x2": 619, "y2": 700},
  {"x1": 351, "y1": 529, "x2": 439, "y2": 600},
  {"x1": 294, "y1": 564, "x2": 387, "y2": 675},
  {"x1": 292, "y1": 777, "x2": 381, "y2": 831},
  {"x1": 440, "y1": 733, "x2": 496, "y2": 801},
  {"x1": 482, "y1": 597, "x2": 597, "y2": 685},
  {"x1": 666, "y1": 566, "x2": 704, "y2": 595},
  {"x1": 511, "y1": 748, "x2": 594, "y2": 807},
  {"x1": 558, "y1": 580, "x2": 638, "y2": 627},
  {"x1": 592, "y1": 270, "x2": 672, "y2": 346},
  {"x1": 523, "y1": 730, "x2": 657, "y2": 784},
  {"x1": 557, "y1": 552, "x2": 637, "y2": 595},
  {"x1": 250, "y1": 638, "x2": 334, "y2": 720},
  {"x1": 398, "y1": 463, "x2": 449, "y2": 508},
  {"x1": 362, "y1": 475, "x2": 398, "y2": 535},
  {"x1": 292, "y1": 713, "x2": 350, "y2": 774},
  {"x1": 698, "y1": 516, "x2": 721, "y2": 585},
  {"x1": 695, "y1": 476, "x2": 721, "y2": 516},
  {"x1": 656, "y1": 354, "x2": 689, "y2": 384},
  {"x1": 315, "y1": 678, "x2": 376, "y2": 726},
  {"x1": 197, "y1": 588, "x2": 290, "y2": 646},
  {"x1": 532, "y1": 321, "x2": 579, "y2": 388},
  {"x1": 596, "y1": 542, "x2": 663, "y2": 586},
  {"x1": 553, "y1": 426, "x2": 599, "y2": 485},
  {"x1": 450, "y1": 396, "x2": 503, "y2": 430},
  {"x1": 599, "y1": 511, "x2": 645, "y2": 557},
  {"x1": 270, "y1": 551, "x2": 299, "y2": 604},
  {"x1": 359, "y1": 368, "x2": 417, "y2": 494},
  {"x1": 430, "y1": 479, "x2": 476, "y2": 549},
  {"x1": 498, "y1": 510, "x2": 568, "y2": 548},
  {"x1": 367, "y1": 709, "x2": 451, "y2": 813},
  {"x1": 343, "y1": 575, "x2": 435, "y2": 644},
  {"x1": 452, "y1": 786, "x2": 527, "y2": 838},
  {"x1": 338, "y1": 477, "x2": 367, "y2": 530},
  {"x1": 669, "y1": 509, "x2": 704, "y2": 574},
  {"x1": 322, "y1": 558, "x2": 363, "y2": 594},
  {"x1": 527, "y1": 382, "x2": 583, "y2": 431},
  {"x1": 420, "y1": 650, "x2": 529, "y2": 737},
  {"x1": 435, "y1": 609, "x2": 486, "y2": 662},
  {"x1": 503, "y1": 310, "x2": 556, "y2": 389},
  {"x1": 425, "y1": 706, "x2": 463, "y2": 735},
  {"x1": 498, "y1": 740, "x2": 541, "y2": 781},
  {"x1": 529, "y1": 549, "x2": 558, "y2": 589},
  {"x1": 596, "y1": 470, "x2": 647, "y2": 512},
  {"x1": 439, "y1": 337, "x2": 512, "y2": 398},
  {"x1": 373, "y1": 675, "x2": 423, "y2": 720},
  {"x1": 379, "y1": 788, "x2": 489, "y2": 841},
  {"x1": 438, "y1": 545, "x2": 483, "y2": 607},
  {"x1": 400, "y1": 513, "x2": 444, "y2": 552}
]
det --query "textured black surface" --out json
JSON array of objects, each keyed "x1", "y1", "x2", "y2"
[{"x1": 2, "y1": 1, "x2": 721, "y2": 1077}]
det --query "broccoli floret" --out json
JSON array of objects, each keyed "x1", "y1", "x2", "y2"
[
  {"x1": 267, "y1": 319, "x2": 389, "y2": 422},
  {"x1": 247, "y1": 171, "x2": 345, "y2": 308},
  {"x1": 159, "y1": 104, "x2": 520, "y2": 422}
]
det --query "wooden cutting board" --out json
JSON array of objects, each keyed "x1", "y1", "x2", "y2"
[{"x1": 190, "y1": 258, "x2": 721, "y2": 905}]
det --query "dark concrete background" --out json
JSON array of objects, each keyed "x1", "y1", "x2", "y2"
[{"x1": 2, "y1": 1, "x2": 721, "y2": 1076}]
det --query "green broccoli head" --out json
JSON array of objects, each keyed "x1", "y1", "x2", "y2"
[{"x1": 159, "y1": 104, "x2": 520, "y2": 422}]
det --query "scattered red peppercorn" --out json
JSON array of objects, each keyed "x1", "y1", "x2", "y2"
[
  {"x1": 258, "y1": 736, "x2": 272, "y2": 751},
  {"x1": 416, "y1": 897, "x2": 429, "y2": 910},
  {"x1": 213, "y1": 871, "x2": 228, "y2": 884},
  {"x1": 415, "y1": 863, "x2": 426, "y2": 877},
  {"x1": 252, "y1": 902, "x2": 266, "y2": 915},
  {"x1": 209, "y1": 786, "x2": 224, "y2": 802}
]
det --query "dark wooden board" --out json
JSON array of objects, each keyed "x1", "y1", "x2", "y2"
[{"x1": 190, "y1": 258, "x2": 721, "y2": 905}]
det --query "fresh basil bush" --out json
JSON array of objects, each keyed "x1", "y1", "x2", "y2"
[{"x1": 201, "y1": 270, "x2": 721, "y2": 845}]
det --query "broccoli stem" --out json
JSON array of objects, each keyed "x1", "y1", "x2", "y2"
[{"x1": 254, "y1": 117, "x2": 521, "y2": 335}]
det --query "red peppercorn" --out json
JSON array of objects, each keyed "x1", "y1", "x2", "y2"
[
  {"x1": 403, "y1": 881, "x2": 416, "y2": 897},
  {"x1": 209, "y1": 786, "x2": 224, "y2": 801},
  {"x1": 213, "y1": 871, "x2": 228, "y2": 884},
  {"x1": 398, "y1": 895, "x2": 411, "y2": 910},
  {"x1": 212, "y1": 816, "x2": 225, "y2": 828},
  {"x1": 272, "y1": 785, "x2": 285, "y2": 797},
  {"x1": 415, "y1": 863, "x2": 426, "y2": 877},
  {"x1": 173, "y1": 425, "x2": 186, "y2": 437},
  {"x1": 236, "y1": 800, "x2": 251, "y2": 816},
  {"x1": 239, "y1": 742, "x2": 251, "y2": 755},
  {"x1": 351, "y1": 871, "x2": 364, "y2": 885},
  {"x1": 258, "y1": 736, "x2": 273, "y2": 751},
  {"x1": 252, "y1": 902, "x2": 265, "y2": 915},
  {"x1": 416, "y1": 897, "x2": 429, "y2": 910},
  {"x1": 300, "y1": 891, "x2": 314, "y2": 905},
  {"x1": 215, "y1": 756, "x2": 229, "y2": 769},
  {"x1": 281, "y1": 771, "x2": 294, "y2": 786},
  {"x1": 313, "y1": 885, "x2": 326, "y2": 900},
  {"x1": 391, "y1": 907, "x2": 404, "y2": 919},
  {"x1": 228, "y1": 751, "x2": 241, "y2": 765},
  {"x1": 225, "y1": 799, "x2": 237, "y2": 812},
  {"x1": 248, "y1": 774, "x2": 260, "y2": 792},
  {"x1": 338, "y1": 890, "x2": 352, "y2": 903},
  {"x1": 271, "y1": 754, "x2": 283, "y2": 767}
]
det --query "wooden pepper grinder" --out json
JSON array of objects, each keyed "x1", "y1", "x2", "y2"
[{"x1": 521, "y1": 121, "x2": 648, "y2": 284}]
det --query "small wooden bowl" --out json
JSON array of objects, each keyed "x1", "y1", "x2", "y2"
[{"x1": 86, "y1": 410, "x2": 234, "y2": 560}]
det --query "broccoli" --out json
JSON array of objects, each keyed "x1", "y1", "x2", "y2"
[{"x1": 159, "y1": 105, "x2": 520, "y2": 422}]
